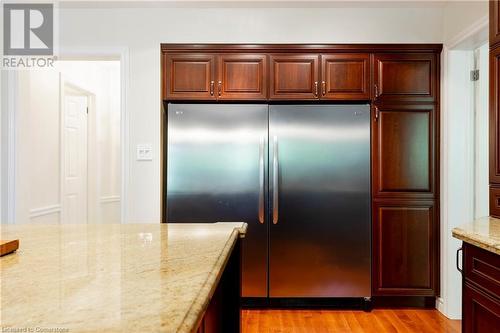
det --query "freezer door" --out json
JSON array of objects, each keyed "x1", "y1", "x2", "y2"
[
  {"x1": 167, "y1": 104, "x2": 268, "y2": 297},
  {"x1": 269, "y1": 105, "x2": 371, "y2": 298}
]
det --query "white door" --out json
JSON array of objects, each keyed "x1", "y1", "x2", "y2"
[{"x1": 63, "y1": 94, "x2": 88, "y2": 224}]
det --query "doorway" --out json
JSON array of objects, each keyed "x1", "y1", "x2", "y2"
[{"x1": 62, "y1": 84, "x2": 90, "y2": 224}]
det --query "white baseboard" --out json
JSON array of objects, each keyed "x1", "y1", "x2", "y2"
[{"x1": 29, "y1": 204, "x2": 61, "y2": 218}]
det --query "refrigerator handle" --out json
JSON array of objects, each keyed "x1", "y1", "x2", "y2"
[
  {"x1": 258, "y1": 137, "x2": 265, "y2": 224},
  {"x1": 272, "y1": 135, "x2": 279, "y2": 224}
]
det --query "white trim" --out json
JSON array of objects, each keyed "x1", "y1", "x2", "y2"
[
  {"x1": 439, "y1": 15, "x2": 489, "y2": 320},
  {"x1": 100, "y1": 195, "x2": 121, "y2": 204},
  {"x1": 445, "y1": 15, "x2": 488, "y2": 49},
  {"x1": 7, "y1": 71, "x2": 18, "y2": 224},
  {"x1": 59, "y1": 46, "x2": 130, "y2": 224},
  {"x1": 29, "y1": 204, "x2": 61, "y2": 219}
]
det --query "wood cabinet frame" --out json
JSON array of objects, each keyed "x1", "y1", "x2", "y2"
[{"x1": 160, "y1": 43, "x2": 442, "y2": 301}]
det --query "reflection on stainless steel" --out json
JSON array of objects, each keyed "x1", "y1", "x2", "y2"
[
  {"x1": 269, "y1": 105, "x2": 371, "y2": 298},
  {"x1": 167, "y1": 103, "x2": 371, "y2": 299},
  {"x1": 258, "y1": 137, "x2": 265, "y2": 224},
  {"x1": 167, "y1": 104, "x2": 268, "y2": 297},
  {"x1": 272, "y1": 135, "x2": 279, "y2": 225}
]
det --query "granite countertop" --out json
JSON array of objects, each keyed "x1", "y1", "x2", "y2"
[
  {"x1": 0, "y1": 222, "x2": 247, "y2": 333},
  {"x1": 452, "y1": 216, "x2": 500, "y2": 255}
]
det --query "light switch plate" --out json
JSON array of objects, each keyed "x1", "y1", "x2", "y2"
[{"x1": 136, "y1": 144, "x2": 153, "y2": 161}]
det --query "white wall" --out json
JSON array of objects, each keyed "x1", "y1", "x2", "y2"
[
  {"x1": 16, "y1": 70, "x2": 62, "y2": 224},
  {"x1": 12, "y1": 62, "x2": 121, "y2": 224},
  {"x1": 443, "y1": 1, "x2": 488, "y2": 44},
  {"x1": 57, "y1": 61, "x2": 122, "y2": 224},
  {"x1": 58, "y1": 4, "x2": 445, "y2": 222}
]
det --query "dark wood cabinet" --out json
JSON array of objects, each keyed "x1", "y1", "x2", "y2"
[
  {"x1": 461, "y1": 243, "x2": 500, "y2": 333},
  {"x1": 165, "y1": 54, "x2": 216, "y2": 100},
  {"x1": 491, "y1": 1, "x2": 500, "y2": 218},
  {"x1": 218, "y1": 54, "x2": 267, "y2": 100},
  {"x1": 491, "y1": 0, "x2": 500, "y2": 48},
  {"x1": 320, "y1": 53, "x2": 370, "y2": 100},
  {"x1": 372, "y1": 104, "x2": 436, "y2": 199},
  {"x1": 161, "y1": 43, "x2": 442, "y2": 303},
  {"x1": 374, "y1": 53, "x2": 437, "y2": 103},
  {"x1": 269, "y1": 54, "x2": 319, "y2": 100},
  {"x1": 372, "y1": 201, "x2": 437, "y2": 296}
]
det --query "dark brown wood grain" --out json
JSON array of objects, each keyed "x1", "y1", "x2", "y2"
[
  {"x1": 269, "y1": 54, "x2": 319, "y2": 100},
  {"x1": 218, "y1": 54, "x2": 268, "y2": 100},
  {"x1": 462, "y1": 283, "x2": 500, "y2": 333},
  {"x1": 372, "y1": 201, "x2": 436, "y2": 296},
  {"x1": 374, "y1": 53, "x2": 437, "y2": 104},
  {"x1": 165, "y1": 53, "x2": 216, "y2": 100},
  {"x1": 491, "y1": 1, "x2": 500, "y2": 48},
  {"x1": 372, "y1": 104, "x2": 436, "y2": 199},
  {"x1": 320, "y1": 53, "x2": 370, "y2": 100}
]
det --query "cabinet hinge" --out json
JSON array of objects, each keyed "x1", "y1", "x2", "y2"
[{"x1": 470, "y1": 69, "x2": 479, "y2": 81}]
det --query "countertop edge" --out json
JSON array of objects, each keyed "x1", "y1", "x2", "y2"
[
  {"x1": 177, "y1": 222, "x2": 248, "y2": 333},
  {"x1": 452, "y1": 228, "x2": 500, "y2": 255}
]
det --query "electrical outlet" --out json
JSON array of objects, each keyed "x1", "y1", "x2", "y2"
[{"x1": 136, "y1": 144, "x2": 153, "y2": 161}]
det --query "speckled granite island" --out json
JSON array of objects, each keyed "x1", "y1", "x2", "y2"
[
  {"x1": 452, "y1": 217, "x2": 500, "y2": 333},
  {"x1": 0, "y1": 222, "x2": 247, "y2": 333}
]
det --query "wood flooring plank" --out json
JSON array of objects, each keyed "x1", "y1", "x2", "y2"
[{"x1": 241, "y1": 309, "x2": 461, "y2": 333}]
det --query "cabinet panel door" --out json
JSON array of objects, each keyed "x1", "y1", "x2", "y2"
[
  {"x1": 269, "y1": 54, "x2": 319, "y2": 100},
  {"x1": 491, "y1": 1, "x2": 500, "y2": 48},
  {"x1": 372, "y1": 201, "x2": 436, "y2": 296},
  {"x1": 490, "y1": 47, "x2": 500, "y2": 186},
  {"x1": 321, "y1": 53, "x2": 370, "y2": 100},
  {"x1": 463, "y1": 283, "x2": 500, "y2": 333},
  {"x1": 218, "y1": 54, "x2": 267, "y2": 100},
  {"x1": 165, "y1": 54, "x2": 216, "y2": 100},
  {"x1": 372, "y1": 104, "x2": 435, "y2": 199},
  {"x1": 374, "y1": 53, "x2": 437, "y2": 103}
]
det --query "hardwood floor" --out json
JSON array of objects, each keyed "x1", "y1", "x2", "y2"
[{"x1": 242, "y1": 309, "x2": 461, "y2": 333}]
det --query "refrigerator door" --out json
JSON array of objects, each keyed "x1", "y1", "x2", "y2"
[
  {"x1": 269, "y1": 105, "x2": 371, "y2": 298},
  {"x1": 167, "y1": 104, "x2": 268, "y2": 297}
]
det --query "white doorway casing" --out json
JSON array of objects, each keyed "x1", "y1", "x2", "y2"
[{"x1": 439, "y1": 16, "x2": 489, "y2": 319}]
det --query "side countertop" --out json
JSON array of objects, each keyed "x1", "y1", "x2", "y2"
[
  {"x1": 0, "y1": 222, "x2": 247, "y2": 332},
  {"x1": 452, "y1": 216, "x2": 500, "y2": 255}
]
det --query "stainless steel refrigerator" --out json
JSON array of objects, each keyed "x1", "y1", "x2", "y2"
[{"x1": 166, "y1": 104, "x2": 371, "y2": 299}]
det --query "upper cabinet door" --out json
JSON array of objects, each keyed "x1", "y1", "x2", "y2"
[
  {"x1": 165, "y1": 54, "x2": 216, "y2": 100},
  {"x1": 269, "y1": 54, "x2": 319, "y2": 100},
  {"x1": 218, "y1": 54, "x2": 268, "y2": 100},
  {"x1": 491, "y1": 0, "x2": 500, "y2": 47},
  {"x1": 320, "y1": 53, "x2": 370, "y2": 100},
  {"x1": 374, "y1": 53, "x2": 437, "y2": 103},
  {"x1": 372, "y1": 104, "x2": 436, "y2": 199}
]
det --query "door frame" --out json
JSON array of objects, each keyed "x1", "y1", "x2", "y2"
[
  {"x1": 60, "y1": 80, "x2": 93, "y2": 224},
  {"x1": 439, "y1": 15, "x2": 488, "y2": 319},
  {"x1": 58, "y1": 46, "x2": 129, "y2": 224}
]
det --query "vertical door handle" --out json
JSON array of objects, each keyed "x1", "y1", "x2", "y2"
[
  {"x1": 374, "y1": 105, "x2": 379, "y2": 122},
  {"x1": 272, "y1": 136, "x2": 279, "y2": 225},
  {"x1": 218, "y1": 80, "x2": 222, "y2": 97},
  {"x1": 456, "y1": 247, "x2": 463, "y2": 274},
  {"x1": 258, "y1": 137, "x2": 265, "y2": 224},
  {"x1": 374, "y1": 84, "x2": 379, "y2": 99},
  {"x1": 314, "y1": 81, "x2": 318, "y2": 97},
  {"x1": 322, "y1": 81, "x2": 326, "y2": 96},
  {"x1": 210, "y1": 81, "x2": 214, "y2": 96}
]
